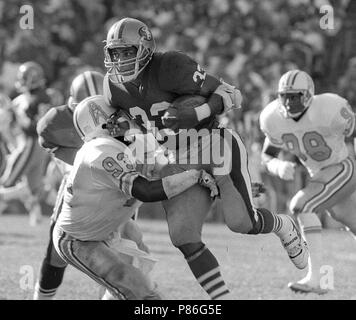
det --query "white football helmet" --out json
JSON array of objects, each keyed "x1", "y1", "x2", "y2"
[
  {"x1": 73, "y1": 95, "x2": 141, "y2": 142},
  {"x1": 104, "y1": 17, "x2": 156, "y2": 84},
  {"x1": 278, "y1": 70, "x2": 314, "y2": 118},
  {"x1": 73, "y1": 95, "x2": 116, "y2": 142}
]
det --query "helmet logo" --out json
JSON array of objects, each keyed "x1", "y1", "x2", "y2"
[
  {"x1": 88, "y1": 102, "x2": 109, "y2": 126},
  {"x1": 138, "y1": 26, "x2": 152, "y2": 41}
]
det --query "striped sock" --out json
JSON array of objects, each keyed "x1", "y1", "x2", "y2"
[
  {"x1": 186, "y1": 246, "x2": 230, "y2": 300},
  {"x1": 33, "y1": 282, "x2": 57, "y2": 300},
  {"x1": 255, "y1": 208, "x2": 283, "y2": 234},
  {"x1": 33, "y1": 262, "x2": 66, "y2": 300}
]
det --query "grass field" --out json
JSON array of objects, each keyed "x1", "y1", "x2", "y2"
[{"x1": 0, "y1": 214, "x2": 355, "y2": 300}]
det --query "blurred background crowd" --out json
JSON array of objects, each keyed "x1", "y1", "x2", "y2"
[{"x1": 1, "y1": 0, "x2": 356, "y2": 226}]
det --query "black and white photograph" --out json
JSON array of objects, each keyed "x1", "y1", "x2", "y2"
[{"x1": 0, "y1": 0, "x2": 355, "y2": 307}]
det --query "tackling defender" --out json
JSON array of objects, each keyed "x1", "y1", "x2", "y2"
[
  {"x1": 103, "y1": 17, "x2": 308, "y2": 299},
  {"x1": 260, "y1": 69, "x2": 356, "y2": 294},
  {"x1": 34, "y1": 70, "x2": 104, "y2": 299},
  {"x1": 52, "y1": 95, "x2": 218, "y2": 300}
]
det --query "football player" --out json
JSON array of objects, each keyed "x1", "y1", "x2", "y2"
[
  {"x1": 0, "y1": 93, "x2": 29, "y2": 214},
  {"x1": 1, "y1": 62, "x2": 52, "y2": 225},
  {"x1": 34, "y1": 70, "x2": 105, "y2": 299},
  {"x1": 103, "y1": 17, "x2": 308, "y2": 299},
  {"x1": 260, "y1": 69, "x2": 356, "y2": 294},
  {"x1": 52, "y1": 95, "x2": 218, "y2": 300}
]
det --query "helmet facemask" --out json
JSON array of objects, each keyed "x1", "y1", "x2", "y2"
[
  {"x1": 104, "y1": 110, "x2": 142, "y2": 142},
  {"x1": 278, "y1": 89, "x2": 312, "y2": 119},
  {"x1": 104, "y1": 41, "x2": 153, "y2": 84},
  {"x1": 277, "y1": 70, "x2": 314, "y2": 119}
]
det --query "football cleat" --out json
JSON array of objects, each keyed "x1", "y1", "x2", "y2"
[
  {"x1": 279, "y1": 215, "x2": 309, "y2": 270},
  {"x1": 288, "y1": 282, "x2": 329, "y2": 295}
]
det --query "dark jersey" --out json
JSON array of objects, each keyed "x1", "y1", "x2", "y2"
[
  {"x1": 12, "y1": 88, "x2": 52, "y2": 137},
  {"x1": 37, "y1": 104, "x2": 83, "y2": 163},
  {"x1": 104, "y1": 51, "x2": 218, "y2": 140}
]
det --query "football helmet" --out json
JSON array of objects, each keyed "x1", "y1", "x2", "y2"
[
  {"x1": 278, "y1": 70, "x2": 314, "y2": 118},
  {"x1": 104, "y1": 17, "x2": 156, "y2": 84},
  {"x1": 15, "y1": 61, "x2": 45, "y2": 92},
  {"x1": 73, "y1": 95, "x2": 140, "y2": 142},
  {"x1": 105, "y1": 109, "x2": 142, "y2": 141},
  {"x1": 68, "y1": 71, "x2": 104, "y2": 112},
  {"x1": 73, "y1": 95, "x2": 116, "y2": 142}
]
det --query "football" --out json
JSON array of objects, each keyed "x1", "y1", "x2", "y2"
[
  {"x1": 162, "y1": 95, "x2": 207, "y2": 130},
  {"x1": 171, "y1": 94, "x2": 207, "y2": 110}
]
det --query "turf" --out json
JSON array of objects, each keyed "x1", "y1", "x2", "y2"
[{"x1": 0, "y1": 215, "x2": 355, "y2": 300}]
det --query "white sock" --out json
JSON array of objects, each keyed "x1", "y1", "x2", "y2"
[
  {"x1": 301, "y1": 230, "x2": 323, "y2": 285},
  {"x1": 28, "y1": 202, "x2": 42, "y2": 226},
  {"x1": 296, "y1": 213, "x2": 323, "y2": 285}
]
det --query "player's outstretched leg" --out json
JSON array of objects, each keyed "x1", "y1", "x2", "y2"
[
  {"x1": 161, "y1": 179, "x2": 231, "y2": 300},
  {"x1": 247, "y1": 206, "x2": 309, "y2": 270},
  {"x1": 34, "y1": 177, "x2": 67, "y2": 300},
  {"x1": 34, "y1": 259, "x2": 67, "y2": 300},
  {"x1": 213, "y1": 128, "x2": 309, "y2": 270},
  {"x1": 288, "y1": 157, "x2": 356, "y2": 294},
  {"x1": 287, "y1": 212, "x2": 327, "y2": 294},
  {"x1": 273, "y1": 213, "x2": 309, "y2": 270}
]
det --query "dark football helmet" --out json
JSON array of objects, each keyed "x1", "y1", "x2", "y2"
[{"x1": 104, "y1": 17, "x2": 156, "y2": 84}]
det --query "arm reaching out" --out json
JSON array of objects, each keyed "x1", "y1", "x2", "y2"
[{"x1": 132, "y1": 169, "x2": 218, "y2": 202}]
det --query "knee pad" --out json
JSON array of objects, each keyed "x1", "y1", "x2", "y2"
[
  {"x1": 177, "y1": 242, "x2": 205, "y2": 259},
  {"x1": 297, "y1": 212, "x2": 322, "y2": 233}
]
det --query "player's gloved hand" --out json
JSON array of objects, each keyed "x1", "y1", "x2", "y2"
[
  {"x1": 251, "y1": 182, "x2": 266, "y2": 198},
  {"x1": 103, "y1": 112, "x2": 131, "y2": 137},
  {"x1": 277, "y1": 161, "x2": 295, "y2": 180},
  {"x1": 214, "y1": 79, "x2": 243, "y2": 112},
  {"x1": 161, "y1": 105, "x2": 200, "y2": 131},
  {"x1": 266, "y1": 158, "x2": 295, "y2": 180},
  {"x1": 198, "y1": 170, "x2": 219, "y2": 198}
]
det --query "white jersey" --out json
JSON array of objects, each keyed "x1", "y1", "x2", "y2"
[
  {"x1": 260, "y1": 93, "x2": 355, "y2": 177},
  {"x1": 56, "y1": 136, "x2": 142, "y2": 241}
]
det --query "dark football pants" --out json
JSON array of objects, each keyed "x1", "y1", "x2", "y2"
[{"x1": 160, "y1": 127, "x2": 258, "y2": 247}]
